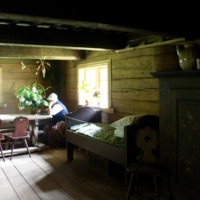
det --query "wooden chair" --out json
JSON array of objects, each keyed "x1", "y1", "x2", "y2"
[
  {"x1": 0, "y1": 119, "x2": 5, "y2": 161},
  {"x1": 126, "y1": 127, "x2": 171, "y2": 200},
  {"x1": 5, "y1": 116, "x2": 31, "y2": 160}
]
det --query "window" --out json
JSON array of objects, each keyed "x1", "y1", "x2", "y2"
[{"x1": 77, "y1": 60, "x2": 111, "y2": 108}]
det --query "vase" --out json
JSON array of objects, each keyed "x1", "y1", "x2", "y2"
[
  {"x1": 85, "y1": 100, "x2": 89, "y2": 106},
  {"x1": 30, "y1": 108, "x2": 41, "y2": 115},
  {"x1": 176, "y1": 42, "x2": 198, "y2": 70}
]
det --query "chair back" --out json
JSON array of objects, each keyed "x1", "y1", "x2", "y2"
[
  {"x1": 135, "y1": 126, "x2": 159, "y2": 164},
  {"x1": 13, "y1": 116, "x2": 29, "y2": 137},
  {"x1": 0, "y1": 119, "x2": 2, "y2": 128}
]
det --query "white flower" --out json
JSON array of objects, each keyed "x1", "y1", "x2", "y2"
[
  {"x1": 19, "y1": 106, "x2": 25, "y2": 110},
  {"x1": 19, "y1": 97, "x2": 25, "y2": 102},
  {"x1": 32, "y1": 87, "x2": 37, "y2": 93},
  {"x1": 25, "y1": 101, "x2": 32, "y2": 106},
  {"x1": 32, "y1": 93, "x2": 37, "y2": 101}
]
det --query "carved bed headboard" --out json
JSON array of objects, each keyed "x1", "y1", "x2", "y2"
[{"x1": 65, "y1": 106, "x2": 102, "y2": 128}]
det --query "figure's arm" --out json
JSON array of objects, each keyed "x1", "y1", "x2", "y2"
[
  {"x1": 49, "y1": 103, "x2": 63, "y2": 115},
  {"x1": 48, "y1": 101, "x2": 54, "y2": 115}
]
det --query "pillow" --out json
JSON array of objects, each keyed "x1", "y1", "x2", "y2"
[
  {"x1": 114, "y1": 127, "x2": 125, "y2": 138},
  {"x1": 110, "y1": 115, "x2": 142, "y2": 128}
]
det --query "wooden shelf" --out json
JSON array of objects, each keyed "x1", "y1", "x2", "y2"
[{"x1": 151, "y1": 70, "x2": 200, "y2": 78}]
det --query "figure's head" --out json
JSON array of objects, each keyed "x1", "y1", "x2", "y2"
[{"x1": 47, "y1": 93, "x2": 58, "y2": 103}]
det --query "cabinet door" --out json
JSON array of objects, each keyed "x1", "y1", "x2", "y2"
[{"x1": 169, "y1": 89, "x2": 200, "y2": 199}]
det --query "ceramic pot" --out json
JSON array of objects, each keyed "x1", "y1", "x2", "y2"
[
  {"x1": 30, "y1": 108, "x2": 41, "y2": 115},
  {"x1": 176, "y1": 42, "x2": 198, "y2": 70}
]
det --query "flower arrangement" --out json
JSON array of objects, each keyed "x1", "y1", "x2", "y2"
[
  {"x1": 15, "y1": 82, "x2": 50, "y2": 110},
  {"x1": 79, "y1": 80, "x2": 101, "y2": 106},
  {"x1": 93, "y1": 90, "x2": 101, "y2": 107},
  {"x1": 93, "y1": 90, "x2": 101, "y2": 99}
]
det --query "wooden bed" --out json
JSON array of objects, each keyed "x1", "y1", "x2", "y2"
[{"x1": 65, "y1": 107, "x2": 159, "y2": 186}]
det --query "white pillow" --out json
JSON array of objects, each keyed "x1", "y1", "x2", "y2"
[
  {"x1": 110, "y1": 115, "x2": 142, "y2": 128},
  {"x1": 114, "y1": 127, "x2": 125, "y2": 138}
]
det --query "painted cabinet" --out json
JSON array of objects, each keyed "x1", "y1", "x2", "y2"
[{"x1": 152, "y1": 71, "x2": 200, "y2": 200}]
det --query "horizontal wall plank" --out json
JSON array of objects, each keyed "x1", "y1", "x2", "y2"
[
  {"x1": 112, "y1": 56, "x2": 153, "y2": 70},
  {"x1": 112, "y1": 78, "x2": 158, "y2": 90},
  {"x1": 112, "y1": 89, "x2": 159, "y2": 102},
  {"x1": 112, "y1": 99, "x2": 159, "y2": 115},
  {"x1": 112, "y1": 68, "x2": 154, "y2": 78}
]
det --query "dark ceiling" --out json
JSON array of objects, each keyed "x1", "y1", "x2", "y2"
[{"x1": 0, "y1": 1, "x2": 199, "y2": 51}]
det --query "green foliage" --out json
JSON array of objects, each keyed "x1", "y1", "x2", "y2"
[
  {"x1": 79, "y1": 80, "x2": 93, "y2": 93},
  {"x1": 15, "y1": 82, "x2": 51, "y2": 110}
]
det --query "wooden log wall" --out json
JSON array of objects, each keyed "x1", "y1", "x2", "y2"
[
  {"x1": 63, "y1": 45, "x2": 179, "y2": 117},
  {"x1": 0, "y1": 59, "x2": 47, "y2": 114},
  {"x1": 0, "y1": 45, "x2": 179, "y2": 120}
]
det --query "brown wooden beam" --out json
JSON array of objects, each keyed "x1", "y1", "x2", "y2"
[
  {"x1": 0, "y1": 25, "x2": 127, "y2": 50},
  {"x1": 0, "y1": 45, "x2": 84, "y2": 60}
]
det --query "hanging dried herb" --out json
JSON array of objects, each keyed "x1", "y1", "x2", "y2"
[{"x1": 35, "y1": 58, "x2": 51, "y2": 78}]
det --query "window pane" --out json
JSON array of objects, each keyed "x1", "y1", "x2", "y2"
[{"x1": 77, "y1": 61, "x2": 111, "y2": 108}]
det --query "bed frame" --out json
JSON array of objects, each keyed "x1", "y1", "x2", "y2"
[{"x1": 65, "y1": 106, "x2": 159, "y2": 187}]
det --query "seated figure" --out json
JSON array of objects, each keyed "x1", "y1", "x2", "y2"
[{"x1": 44, "y1": 93, "x2": 69, "y2": 148}]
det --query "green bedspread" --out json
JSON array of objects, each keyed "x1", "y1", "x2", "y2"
[{"x1": 70, "y1": 122, "x2": 124, "y2": 148}]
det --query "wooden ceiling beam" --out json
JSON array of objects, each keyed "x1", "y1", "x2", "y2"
[
  {"x1": 0, "y1": 25, "x2": 127, "y2": 50},
  {"x1": 0, "y1": 45, "x2": 85, "y2": 60}
]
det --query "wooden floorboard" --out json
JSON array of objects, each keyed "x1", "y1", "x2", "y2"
[
  {"x1": 0, "y1": 147, "x2": 156, "y2": 200},
  {"x1": 0, "y1": 166, "x2": 20, "y2": 199},
  {"x1": 0, "y1": 147, "x2": 127, "y2": 200}
]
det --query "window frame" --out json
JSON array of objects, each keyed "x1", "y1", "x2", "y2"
[{"x1": 77, "y1": 60, "x2": 111, "y2": 108}]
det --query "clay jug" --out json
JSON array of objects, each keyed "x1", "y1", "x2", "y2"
[{"x1": 176, "y1": 42, "x2": 198, "y2": 70}]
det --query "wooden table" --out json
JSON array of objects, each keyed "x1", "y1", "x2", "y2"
[{"x1": 0, "y1": 114, "x2": 52, "y2": 146}]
